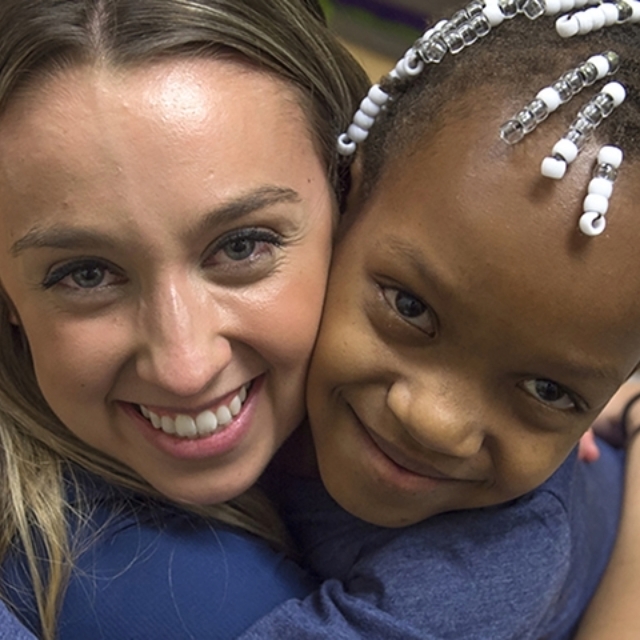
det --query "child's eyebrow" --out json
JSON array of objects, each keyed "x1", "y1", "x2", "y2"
[
  {"x1": 384, "y1": 236, "x2": 454, "y2": 299},
  {"x1": 542, "y1": 356, "x2": 623, "y2": 386}
]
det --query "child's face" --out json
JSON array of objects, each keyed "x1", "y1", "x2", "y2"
[{"x1": 307, "y1": 103, "x2": 640, "y2": 527}]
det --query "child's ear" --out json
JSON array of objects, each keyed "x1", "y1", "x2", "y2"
[
  {"x1": 344, "y1": 154, "x2": 364, "y2": 213},
  {"x1": 0, "y1": 285, "x2": 20, "y2": 326},
  {"x1": 336, "y1": 155, "x2": 366, "y2": 241}
]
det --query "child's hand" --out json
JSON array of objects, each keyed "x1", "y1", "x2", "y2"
[
  {"x1": 591, "y1": 378, "x2": 640, "y2": 448},
  {"x1": 578, "y1": 379, "x2": 640, "y2": 462},
  {"x1": 578, "y1": 428, "x2": 600, "y2": 463}
]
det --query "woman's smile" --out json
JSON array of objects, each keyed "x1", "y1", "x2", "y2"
[{"x1": 0, "y1": 57, "x2": 335, "y2": 505}]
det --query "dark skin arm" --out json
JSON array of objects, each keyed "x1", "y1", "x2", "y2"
[{"x1": 574, "y1": 383, "x2": 640, "y2": 639}]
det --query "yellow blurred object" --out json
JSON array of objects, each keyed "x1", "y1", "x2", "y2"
[{"x1": 342, "y1": 40, "x2": 394, "y2": 81}]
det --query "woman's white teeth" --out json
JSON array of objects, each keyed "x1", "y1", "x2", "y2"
[
  {"x1": 195, "y1": 411, "x2": 217, "y2": 435},
  {"x1": 161, "y1": 415, "x2": 176, "y2": 435},
  {"x1": 175, "y1": 415, "x2": 197, "y2": 438},
  {"x1": 229, "y1": 395, "x2": 242, "y2": 416},
  {"x1": 217, "y1": 405, "x2": 232, "y2": 426},
  {"x1": 140, "y1": 384, "x2": 249, "y2": 439}
]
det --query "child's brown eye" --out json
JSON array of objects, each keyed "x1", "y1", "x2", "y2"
[
  {"x1": 382, "y1": 287, "x2": 436, "y2": 336},
  {"x1": 521, "y1": 378, "x2": 576, "y2": 410}
]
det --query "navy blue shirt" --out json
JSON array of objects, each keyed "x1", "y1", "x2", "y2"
[
  {"x1": 1, "y1": 472, "x2": 315, "y2": 639},
  {"x1": 242, "y1": 440, "x2": 624, "y2": 639}
]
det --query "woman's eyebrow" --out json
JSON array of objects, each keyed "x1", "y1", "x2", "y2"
[
  {"x1": 10, "y1": 185, "x2": 301, "y2": 256},
  {"x1": 189, "y1": 185, "x2": 301, "y2": 238}
]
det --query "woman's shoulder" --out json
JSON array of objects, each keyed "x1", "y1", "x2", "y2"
[{"x1": 8, "y1": 469, "x2": 315, "y2": 640}]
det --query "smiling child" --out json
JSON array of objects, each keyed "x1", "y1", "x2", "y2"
[{"x1": 242, "y1": 2, "x2": 640, "y2": 638}]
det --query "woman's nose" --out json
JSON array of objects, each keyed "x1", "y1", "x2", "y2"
[
  {"x1": 386, "y1": 377, "x2": 485, "y2": 459},
  {"x1": 135, "y1": 280, "x2": 232, "y2": 397}
]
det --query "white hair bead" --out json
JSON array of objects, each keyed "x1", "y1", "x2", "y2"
[
  {"x1": 631, "y1": 0, "x2": 640, "y2": 21},
  {"x1": 359, "y1": 96, "x2": 381, "y2": 118},
  {"x1": 588, "y1": 177, "x2": 614, "y2": 198},
  {"x1": 347, "y1": 123, "x2": 369, "y2": 143},
  {"x1": 583, "y1": 193, "x2": 609, "y2": 214},
  {"x1": 556, "y1": 14, "x2": 580, "y2": 36},
  {"x1": 393, "y1": 59, "x2": 408, "y2": 79},
  {"x1": 541, "y1": 156, "x2": 567, "y2": 179},
  {"x1": 368, "y1": 84, "x2": 390, "y2": 106},
  {"x1": 482, "y1": 2, "x2": 505, "y2": 26},
  {"x1": 353, "y1": 110, "x2": 375, "y2": 129},
  {"x1": 337, "y1": 133, "x2": 356, "y2": 156},
  {"x1": 587, "y1": 54, "x2": 610, "y2": 79},
  {"x1": 401, "y1": 55, "x2": 425, "y2": 76},
  {"x1": 579, "y1": 212, "x2": 607, "y2": 236},
  {"x1": 575, "y1": 10, "x2": 594, "y2": 33},
  {"x1": 586, "y1": 6, "x2": 606, "y2": 30},
  {"x1": 553, "y1": 138, "x2": 579, "y2": 163},
  {"x1": 544, "y1": 0, "x2": 562, "y2": 14},
  {"x1": 560, "y1": 0, "x2": 576, "y2": 11},
  {"x1": 537, "y1": 87, "x2": 562, "y2": 111},
  {"x1": 578, "y1": 145, "x2": 623, "y2": 237},
  {"x1": 601, "y1": 2, "x2": 619, "y2": 25},
  {"x1": 602, "y1": 81, "x2": 626, "y2": 107},
  {"x1": 598, "y1": 145, "x2": 623, "y2": 167}
]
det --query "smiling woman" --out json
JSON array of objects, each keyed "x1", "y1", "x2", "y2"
[
  {"x1": 0, "y1": 59, "x2": 334, "y2": 507},
  {"x1": 0, "y1": 1, "x2": 367, "y2": 638}
]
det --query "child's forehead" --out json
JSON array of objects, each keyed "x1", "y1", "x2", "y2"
[
  {"x1": 346, "y1": 104, "x2": 640, "y2": 373},
  {"x1": 371, "y1": 100, "x2": 640, "y2": 269}
]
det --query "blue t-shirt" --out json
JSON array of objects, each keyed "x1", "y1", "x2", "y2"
[
  {"x1": 0, "y1": 600, "x2": 33, "y2": 640},
  {"x1": 241, "y1": 440, "x2": 624, "y2": 639},
  {"x1": 1, "y1": 471, "x2": 315, "y2": 639}
]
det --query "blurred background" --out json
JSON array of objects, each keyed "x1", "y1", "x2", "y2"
[{"x1": 320, "y1": 0, "x2": 457, "y2": 79}]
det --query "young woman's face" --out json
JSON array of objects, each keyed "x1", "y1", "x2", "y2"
[
  {"x1": 308, "y1": 100, "x2": 640, "y2": 527},
  {"x1": 0, "y1": 58, "x2": 335, "y2": 505}
]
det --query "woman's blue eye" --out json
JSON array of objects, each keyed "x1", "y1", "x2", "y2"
[
  {"x1": 223, "y1": 237, "x2": 257, "y2": 261},
  {"x1": 43, "y1": 260, "x2": 123, "y2": 291},
  {"x1": 382, "y1": 287, "x2": 436, "y2": 335},
  {"x1": 207, "y1": 228, "x2": 282, "y2": 267},
  {"x1": 70, "y1": 264, "x2": 106, "y2": 288},
  {"x1": 521, "y1": 379, "x2": 576, "y2": 410}
]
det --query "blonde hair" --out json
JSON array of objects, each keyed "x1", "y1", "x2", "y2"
[{"x1": 0, "y1": 1, "x2": 368, "y2": 637}]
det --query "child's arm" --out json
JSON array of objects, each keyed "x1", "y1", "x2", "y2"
[
  {"x1": 573, "y1": 397, "x2": 640, "y2": 640},
  {"x1": 242, "y1": 446, "x2": 623, "y2": 639}
]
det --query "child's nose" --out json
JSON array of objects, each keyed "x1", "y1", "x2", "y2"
[{"x1": 386, "y1": 377, "x2": 485, "y2": 459}]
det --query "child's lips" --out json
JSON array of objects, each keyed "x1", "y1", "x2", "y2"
[
  {"x1": 365, "y1": 427, "x2": 457, "y2": 480},
  {"x1": 346, "y1": 401, "x2": 483, "y2": 484}
]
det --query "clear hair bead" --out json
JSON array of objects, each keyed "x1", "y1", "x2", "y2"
[{"x1": 501, "y1": 52, "x2": 619, "y2": 144}]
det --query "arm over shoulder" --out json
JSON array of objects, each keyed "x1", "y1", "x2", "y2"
[{"x1": 242, "y1": 474, "x2": 575, "y2": 639}]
